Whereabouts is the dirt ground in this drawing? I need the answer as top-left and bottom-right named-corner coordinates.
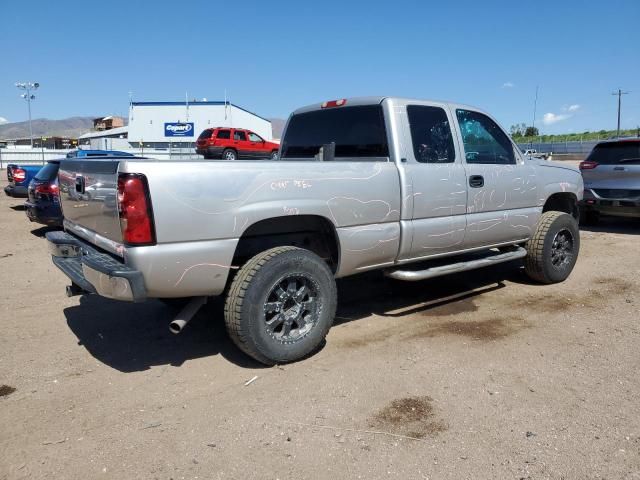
top-left (1, 175), bottom-right (639, 480)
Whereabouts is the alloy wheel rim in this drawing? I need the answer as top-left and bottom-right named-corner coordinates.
top-left (263, 275), bottom-right (319, 343)
top-left (551, 228), bottom-right (574, 269)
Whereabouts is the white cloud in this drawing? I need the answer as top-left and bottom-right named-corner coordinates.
top-left (543, 112), bottom-right (571, 125)
top-left (567, 104), bottom-right (580, 112)
top-left (502, 82), bottom-right (515, 88)
top-left (0, 116), bottom-right (8, 124)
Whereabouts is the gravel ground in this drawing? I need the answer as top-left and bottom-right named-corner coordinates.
top-left (1, 176), bottom-right (639, 480)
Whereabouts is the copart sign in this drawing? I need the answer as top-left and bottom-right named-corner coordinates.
top-left (164, 123), bottom-right (194, 137)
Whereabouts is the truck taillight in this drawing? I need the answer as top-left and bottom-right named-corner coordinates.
top-left (13, 168), bottom-right (26, 182)
top-left (579, 160), bottom-right (598, 170)
top-left (117, 173), bottom-right (155, 245)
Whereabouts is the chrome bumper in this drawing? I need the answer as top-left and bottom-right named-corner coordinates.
top-left (46, 231), bottom-right (146, 302)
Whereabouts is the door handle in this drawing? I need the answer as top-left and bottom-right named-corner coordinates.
top-left (469, 175), bottom-right (484, 188)
top-left (614, 166), bottom-right (625, 171)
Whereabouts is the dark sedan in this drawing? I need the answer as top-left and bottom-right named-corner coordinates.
top-left (24, 161), bottom-right (62, 227)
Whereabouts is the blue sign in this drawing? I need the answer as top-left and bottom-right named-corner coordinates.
top-left (164, 122), bottom-right (194, 137)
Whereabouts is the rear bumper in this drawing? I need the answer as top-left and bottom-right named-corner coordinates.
top-left (196, 146), bottom-right (225, 158)
top-left (581, 190), bottom-right (640, 218)
top-left (24, 201), bottom-right (63, 226)
top-left (46, 231), bottom-right (146, 302)
top-left (4, 184), bottom-right (28, 198)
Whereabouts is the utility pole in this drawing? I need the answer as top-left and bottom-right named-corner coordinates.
top-left (611, 88), bottom-right (629, 138)
top-left (531, 85), bottom-right (539, 148)
top-left (15, 82), bottom-right (40, 147)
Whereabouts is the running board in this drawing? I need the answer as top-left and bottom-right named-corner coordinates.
top-left (384, 247), bottom-right (527, 282)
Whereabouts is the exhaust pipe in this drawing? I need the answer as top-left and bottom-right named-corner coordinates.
top-left (169, 296), bottom-right (208, 334)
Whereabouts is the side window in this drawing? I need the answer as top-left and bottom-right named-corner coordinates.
top-left (234, 130), bottom-right (247, 141)
top-left (407, 105), bottom-right (455, 163)
top-left (216, 129), bottom-right (231, 140)
top-left (456, 109), bottom-right (515, 165)
top-left (248, 132), bottom-right (263, 142)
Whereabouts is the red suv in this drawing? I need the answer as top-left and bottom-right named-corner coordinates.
top-left (196, 128), bottom-right (280, 160)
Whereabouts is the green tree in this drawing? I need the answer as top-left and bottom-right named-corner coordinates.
top-left (510, 123), bottom-right (527, 137)
top-left (524, 126), bottom-right (539, 137)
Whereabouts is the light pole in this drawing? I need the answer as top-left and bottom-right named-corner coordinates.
top-left (15, 81), bottom-right (39, 147)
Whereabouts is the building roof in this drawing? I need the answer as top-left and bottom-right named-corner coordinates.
top-left (130, 101), bottom-right (270, 122)
top-left (78, 126), bottom-right (129, 139)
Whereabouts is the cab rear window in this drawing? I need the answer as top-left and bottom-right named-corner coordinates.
top-left (587, 142), bottom-right (640, 164)
top-left (280, 105), bottom-right (389, 160)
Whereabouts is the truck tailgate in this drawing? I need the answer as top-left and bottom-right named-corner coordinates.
top-left (58, 159), bottom-right (123, 244)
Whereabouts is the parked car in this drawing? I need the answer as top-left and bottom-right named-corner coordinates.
top-left (579, 138), bottom-right (640, 224)
top-left (22, 150), bottom-right (136, 226)
top-left (4, 164), bottom-right (43, 198)
top-left (46, 96), bottom-right (582, 365)
top-left (196, 127), bottom-right (279, 160)
top-left (24, 160), bottom-right (63, 227)
top-left (522, 149), bottom-right (552, 160)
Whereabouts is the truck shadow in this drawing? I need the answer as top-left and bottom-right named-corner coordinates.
top-left (64, 260), bottom-right (528, 372)
top-left (580, 216), bottom-right (640, 235)
top-left (334, 261), bottom-right (525, 325)
top-left (64, 296), bottom-right (263, 372)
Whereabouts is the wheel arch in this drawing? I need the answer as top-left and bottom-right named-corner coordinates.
top-left (222, 147), bottom-right (238, 158)
top-left (231, 214), bottom-right (341, 273)
top-left (542, 192), bottom-right (579, 220)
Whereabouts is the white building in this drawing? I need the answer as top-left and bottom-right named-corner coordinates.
top-left (127, 101), bottom-right (272, 148)
top-left (78, 126), bottom-right (130, 150)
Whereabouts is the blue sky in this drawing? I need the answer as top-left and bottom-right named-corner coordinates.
top-left (1, 0), bottom-right (638, 134)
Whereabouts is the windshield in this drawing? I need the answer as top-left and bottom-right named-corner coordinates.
top-left (587, 142), bottom-right (640, 164)
top-left (34, 162), bottom-right (60, 181)
top-left (281, 105), bottom-right (389, 159)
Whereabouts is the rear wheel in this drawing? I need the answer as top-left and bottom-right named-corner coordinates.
top-left (524, 211), bottom-right (580, 284)
top-left (222, 149), bottom-right (237, 161)
top-left (270, 150), bottom-right (278, 160)
top-left (224, 246), bottom-right (337, 365)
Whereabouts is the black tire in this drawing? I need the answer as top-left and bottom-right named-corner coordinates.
top-left (270, 150), bottom-right (278, 160)
top-left (524, 211), bottom-right (580, 284)
top-left (222, 149), bottom-right (237, 161)
top-left (224, 246), bottom-right (337, 365)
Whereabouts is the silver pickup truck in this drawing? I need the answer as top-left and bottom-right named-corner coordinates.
top-left (47, 97), bottom-right (583, 365)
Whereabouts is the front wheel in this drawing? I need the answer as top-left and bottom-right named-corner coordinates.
top-left (524, 211), bottom-right (580, 284)
top-left (270, 150), bottom-right (278, 160)
top-left (224, 247), bottom-right (337, 365)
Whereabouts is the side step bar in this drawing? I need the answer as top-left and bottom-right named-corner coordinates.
top-left (384, 247), bottom-right (527, 282)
